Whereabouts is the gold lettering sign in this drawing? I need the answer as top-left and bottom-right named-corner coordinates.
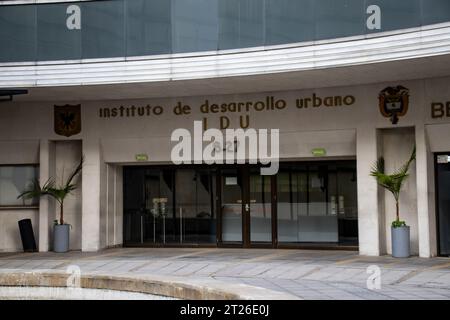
top-left (98, 93), bottom-right (356, 129)
top-left (431, 102), bottom-right (450, 119)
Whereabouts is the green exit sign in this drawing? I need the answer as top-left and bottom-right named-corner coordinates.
top-left (312, 148), bottom-right (327, 157)
top-left (135, 154), bottom-right (149, 161)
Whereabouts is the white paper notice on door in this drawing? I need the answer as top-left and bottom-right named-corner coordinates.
top-left (225, 177), bottom-right (238, 185)
top-left (437, 155), bottom-right (450, 164)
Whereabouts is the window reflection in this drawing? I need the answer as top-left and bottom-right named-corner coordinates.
top-left (221, 169), bottom-right (242, 242)
top-left (0, 166), bottom-right (39, 207)
top-left (1, 0), bottom-right (449, 62)
top-left (249, 169), bottom-right (272, 242)
top-left (123, 167), bottom-right (216, 245)
top-left (277, 162), bottom-right (357, 244)
top-left (172, 0), bottom-right (219, 53)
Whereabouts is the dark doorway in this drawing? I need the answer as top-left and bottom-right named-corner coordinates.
top-left (436, 153), bottom-right (450, 256)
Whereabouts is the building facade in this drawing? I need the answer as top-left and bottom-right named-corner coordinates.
top-left (0, 0), bottom-right (450, 257)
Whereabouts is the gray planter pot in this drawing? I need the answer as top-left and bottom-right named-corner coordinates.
top-left (391, 226), bottom-right (410, 258)
top-left (54, 224), bottom-right (70, 253)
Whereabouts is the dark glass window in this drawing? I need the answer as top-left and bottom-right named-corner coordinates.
top-left (1, 0), bottom-right (449, 62)
top-left (175, 169), bottom-right (216, 244)
top-left (172, 0), bottom-right (219, 53)
top-left (0, 166), bottom-right (39, 207)
top-left (123, 166), bottom-right (216, 245)
top-left (422, 0), bottom-right (450, 26)
top-left (277, 162), bottom-right (358, 244)
top-left (219, 0), bottom-right (264, 50)
top-left (37, 4), bottom-right (81, 61)
top-left (126, 0), bottom-right (171, 56)
top-left (81, 0), bottom-right (125, 59)
top-left (265, 0), bottom-right (314, 45)
top-left (365, 0), bottom-right (421, 33)
top-left (0, 5), bottom-right (36, 62)
top-left (315, 0), bottom-right (365, 40)
top-left (436, 154), bottom-right (450, 256)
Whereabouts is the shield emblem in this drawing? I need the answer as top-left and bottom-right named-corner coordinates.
top-left (379, 86), bottom-right (409, 124)
top-left (54, 104), bottom-right (81, 137)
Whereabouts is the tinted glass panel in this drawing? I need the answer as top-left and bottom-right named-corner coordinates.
top-left (239, 0), bottom-right (264, 48)
top-left (126, 0), bottom-right (171, 56)
top-left (1, 0), bottom-right (449, 62)
top-left (218, 0), bottom-right (240, 49)
top-left (0, 5), bottom-right (36, 62)
top-left (175, 169), bottom-right (216, 244)
top-left (123, 167), bottom-right (175, 244)
top-left (221, 168), bottom-right (243, 242)
top-left (123, 167), bottom-right (216, 245)
top-left (436, 155), bottom-right (450, 256)
top-left (315, 0), bottom-right (365, 40)
top-left (82, 0), bottom-right (125, 59)
top-left (172, 0), bottom-right (218, 53)
top-left (249, 168), bottom-right (272, 242)
top-left (277, 167), bottom-right (307, 242)
top-left (277, 162), bottom-right (357, 244)
top-left (423, 0), bottom-right (450, 25)
top-left (266, 0), bottom-right (314, 45)
top-left (0, 166), bottom-right (39, 207)
top-left (219, 0), bottom-right (264, 50)
top-left (366, 0), bottom-right (421, 33)
top-left (37, 4), bottom-right (81, 61)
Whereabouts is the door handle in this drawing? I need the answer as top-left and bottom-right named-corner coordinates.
top-left (245, 203), bottom-right (250, 212)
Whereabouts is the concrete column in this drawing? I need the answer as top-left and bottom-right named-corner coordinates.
top-left (38, 140), bottom-right (55, 252)
top-left (415, 125), bottom-right (437, 257)
top-left (82, 139), bottom-right (102, 252)
top-left (357, 127), bottom-right (381, 256)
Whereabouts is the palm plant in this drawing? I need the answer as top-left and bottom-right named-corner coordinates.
top-left (18, 157), bottom-right (83, 225)
top-left (370, 147), bottom-right (416, 227)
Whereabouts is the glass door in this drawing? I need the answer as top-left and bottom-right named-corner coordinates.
top-left (219, 166), bottom-right (274, 247)
top-left (249, 167), bottom-right (273, 244)
top-left (220, 168), bottom-right (244, 244)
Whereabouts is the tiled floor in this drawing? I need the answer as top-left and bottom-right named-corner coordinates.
top-left (0, 248), bottom-right (449, 299)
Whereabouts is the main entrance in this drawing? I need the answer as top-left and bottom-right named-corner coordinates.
top-left (219, 166), bottom-right (275, 247)
top-left (123, 161), bottom-right (358, 248)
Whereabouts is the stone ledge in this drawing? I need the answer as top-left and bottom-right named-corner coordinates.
top-left (0, 270), bottom-right (298, 300)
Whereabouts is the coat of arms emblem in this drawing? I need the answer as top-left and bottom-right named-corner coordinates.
top-left (54, 104), bottom-right (81, 137)
top-left (378, 86), bottom-right (409, 124)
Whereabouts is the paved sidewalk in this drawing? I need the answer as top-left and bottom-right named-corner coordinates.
top-left (0, 248), bottom-right (449, 300)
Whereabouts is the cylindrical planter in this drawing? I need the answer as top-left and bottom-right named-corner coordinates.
top-left (54, 224), bottom-right (70, 253)
top-left (391, 226), bottom-right (410, 258)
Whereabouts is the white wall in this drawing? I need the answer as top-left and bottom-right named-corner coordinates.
top-left (0, 210), bottom-right (38, 252)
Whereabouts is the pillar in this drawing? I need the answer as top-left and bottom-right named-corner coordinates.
top-left (415, 125), bottom-right (437, 257)
top-left (38, 140), bottom-right (55, 252)
top-left (82, 139), bottom-right (102, 251)
top-left (357, 127), bottom-right (381, 256)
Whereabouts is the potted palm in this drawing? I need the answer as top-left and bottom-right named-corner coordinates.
top-left (18, 157), bottom-right (83, 253)
top-left (370, 147), bottom-right (415, 258)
